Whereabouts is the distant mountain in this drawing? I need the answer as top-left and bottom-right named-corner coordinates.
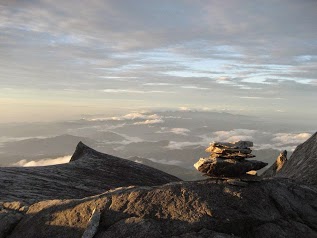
top-left (84, 131), bottom-right (125, 142)
top-left (0, 142), bottom-right (180, 204)
top-left (277, 132), bottom-right (317, 184)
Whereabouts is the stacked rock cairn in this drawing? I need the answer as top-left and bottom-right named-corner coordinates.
top-left (194, 141), bottom-right (268, 177)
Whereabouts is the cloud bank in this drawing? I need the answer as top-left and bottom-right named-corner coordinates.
top-left (12, 155), bottom-right (71, 167)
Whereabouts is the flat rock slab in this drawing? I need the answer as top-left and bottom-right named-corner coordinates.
top-left (205, 146), bottom-right (252, 154)
top-left (195, 157), bottom-right (268, 177)
top-left (209, 141), bottom-right (253, 149)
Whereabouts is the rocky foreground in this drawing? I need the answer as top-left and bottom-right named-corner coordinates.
top-left (5, 178), bottom-right (317, 238)
top-left (1, 133), bottom-right (317, 238)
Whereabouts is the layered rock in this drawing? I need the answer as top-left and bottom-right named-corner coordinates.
top-left (194, 141), bottom-right (268, 177)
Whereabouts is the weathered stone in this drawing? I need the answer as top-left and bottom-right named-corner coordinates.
top-left (210, 153), bottom-right (255, 160)
top-left (8, 178), bottom-right (317, 238)
top-left (209, 141), bottom-right (253, 149)
top-left (194, 157), bottom-right (268, 177)
top-left (205, 146), bottom-right (252, 154)
top-left (246, 170), bottom-right (257, 176)
top-left (82, 208), bottom-right (101, 238)
top-left (0, 203), bottom-right (24, 238)
top-left (262, 150), bottom-right (287, 178)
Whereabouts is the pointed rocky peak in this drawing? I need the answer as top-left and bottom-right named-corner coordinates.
top-left (70, 141), bottom-right (97, 162)
top-left (277, 132), bottom-right (317, 184)
top-left (262, 150), bottom-right (287, 178)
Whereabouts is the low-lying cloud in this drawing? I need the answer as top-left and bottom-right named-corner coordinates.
top-left (271, 132), bottom-right (311, 148)
top-left (133, 119), bottom-right (164, 125)
top-left (156, 127), bottom-right (190, 136)
top-left (12, 155), bottom-right (71, 167)
top-left (209, 129), bottom-right (257, 143)
top-left (89, 112), bottom-right (161, 121)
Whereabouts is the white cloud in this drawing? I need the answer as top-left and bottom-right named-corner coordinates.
top-left (148, 158), bottom-right (182, 166)
top-left (156, 127), bottom-right (190, 136)
top-left (133, 118), bottom-right (164, 125)
top-left (239, 96), bottom-right (284, 100)
top-left (102, 89), bottom-right (171, 94)
top-left (181, 85), bottom-right (209, 90)
top-left (179, 106), bottom-right (191, 111)
top-left (143, 83), bottom-right (174, 86)
top-left (166, 141), bottom-right (201, 150)
top-left (272, 132), bottom-right (311, 146)
top-left (12, 155), bottom-right (71, 167)
top-left (89, 112), bottom-right (161, 121)
top-left (208, 129), bottom-right (257, 143)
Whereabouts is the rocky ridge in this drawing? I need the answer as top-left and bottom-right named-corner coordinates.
top-left (0, 142), bottom-right (181, 204)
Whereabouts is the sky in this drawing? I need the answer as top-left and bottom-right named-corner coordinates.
top-left (1, 0), bottom-right (317, 123)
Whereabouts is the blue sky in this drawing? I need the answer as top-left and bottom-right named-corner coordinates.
top-left (0, 0), bottom-right (317, 122)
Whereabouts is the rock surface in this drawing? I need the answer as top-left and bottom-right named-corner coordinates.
top-left (277, 132), bottom-right (317, 185)
top-left (262, 150), bottom-right (287, 178)
top-left (0, 142), bottom-right (181, 204)
top-left (7, 178), bottom-right (317, 238)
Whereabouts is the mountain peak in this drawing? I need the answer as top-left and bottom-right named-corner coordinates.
top-left (70, 141), bottom-right (95, 162)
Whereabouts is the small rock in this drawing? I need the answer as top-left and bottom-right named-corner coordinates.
top-left (81, 208), bottom-right (101, 238)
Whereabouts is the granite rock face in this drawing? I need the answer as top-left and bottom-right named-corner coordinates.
top-left (7, 178), bottom-right (317, 238)
top-left (277, 132), bottom-right (317, 185)
top-left (0, 142), bottom-right (181, 204)
top-left (195, 141), bottom-right (268, 177)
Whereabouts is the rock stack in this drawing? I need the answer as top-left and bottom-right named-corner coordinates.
top-left (194, 141), bottom-right (268, 177)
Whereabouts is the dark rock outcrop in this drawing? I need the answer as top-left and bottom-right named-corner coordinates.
top-left (7, 178), bottom-right (317, 238)
top-left (277, 132), bottom-right (317, 185)
top-left (262, 150), bottom-right (287, 178)
top-left (0, 142), bottom-right (181, 204)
